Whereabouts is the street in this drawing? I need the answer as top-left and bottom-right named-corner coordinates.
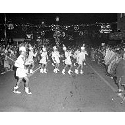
top-left (0, 58), bottom-right (125, 112)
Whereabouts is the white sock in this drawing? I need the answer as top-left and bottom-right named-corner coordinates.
top-left (14, 86), bottom-right (19, 90)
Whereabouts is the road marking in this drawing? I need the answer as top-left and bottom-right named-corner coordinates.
top-left (87, 63), bottom-right (117, 92)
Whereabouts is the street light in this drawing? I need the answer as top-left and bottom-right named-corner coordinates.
top-left (56, 16), bottom-right (59, 22)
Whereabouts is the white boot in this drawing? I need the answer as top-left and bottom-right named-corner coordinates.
top-left (25, 87), bottom-right (32, 95)
top-left (14, 86), bottom-right (18, 90)
top-left (68, 70), bottom-right (72, 75)
top-left (118, 89), bottom-right (124, 92)
top-left (30, 69), bottom-right (33, 74)
top-left (53, 68), bottom-right (56, 73)
top-left (44, 69), bottom-right (47, 73)
top-left (55, 71), bottom-right (57, 73)
top-left (117, 93), bottom-right (123, 98)
top-left (13, 90), bottom-right (21, 94)
top-left (75, 69), bottom-right (79, 74)
top-left (62, 69), bottom-right (65, 74)
top-left (57, 68), bottom-right (60, 72)
top-left (80, 70), bottom-right (83, 74)
top-left (53, 69), bottom-right (57, 73)
top-left (40, 68), bottom-right (43, 73)
top-left (13, 86), bottom-right (21, 94)
top-left (54, 68), bottom-right (58, 73)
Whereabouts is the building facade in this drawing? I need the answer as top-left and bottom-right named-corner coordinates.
top-left (117, 13), bottom-right (125, 31)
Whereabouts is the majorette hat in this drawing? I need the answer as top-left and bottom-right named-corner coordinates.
top-left (101, 43), bottom-right (105, 46)
top-left (82, 44), bottom-right (85, 46)
top-left (29, 46), bottom-right (33, 50)
top-left (53, 46), bottom-right (57, 50)
top-left (19, 46), bottom-right (26, 52)
top-left (63, 46), bottom-right (67, 51)
top-left (81, 46), bottom-right (85, 50)
top-left (42, 47), bottom-right (46, 51)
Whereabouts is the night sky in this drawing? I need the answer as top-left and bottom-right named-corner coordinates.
top-left (0, 13), bottom-right (117, 25)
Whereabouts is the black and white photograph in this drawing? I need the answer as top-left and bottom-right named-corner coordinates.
top-left (0, 0), bottom-right (124, 125)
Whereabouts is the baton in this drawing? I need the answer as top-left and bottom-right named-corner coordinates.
top-left (28, 66), bottom-right (41, 77)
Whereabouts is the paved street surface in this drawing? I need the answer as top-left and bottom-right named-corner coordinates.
top-left (0, 58), bottom-right (125, 112)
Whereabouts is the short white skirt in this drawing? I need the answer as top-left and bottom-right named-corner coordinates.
top-left (65, 59), bottom-right (72, 65)
top-left (16, 68), bottom-right (28, 78)
top-left (54, 58), bottom-right (60, 64)
top-left (53, 58), bottom-right (60, 64)
top-left (78, 59), bottom-right (85, 65)
top-left (39, 59), bottom-right (47, 64)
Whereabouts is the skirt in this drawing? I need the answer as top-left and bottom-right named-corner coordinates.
top-left (39, 59), bottom-right (47, 64)
top-left (65, 59), bottom-right (72, 65)
top-left (78, 59), bottom-right (85, 65)
top-left (55, 58), bottom-right (60, 64)
top-left (16, 68), bottom-right (28, 78)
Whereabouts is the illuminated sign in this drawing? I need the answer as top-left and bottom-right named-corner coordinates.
top-left (100, 24), bottom-right (112, 33)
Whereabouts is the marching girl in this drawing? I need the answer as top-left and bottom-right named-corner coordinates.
top-left (75, 46), bottom-right (88, 74)
top-left (25, 46), bottom-right (37, 74)
top-left (73, 48), bottom-right (80, 66)
top-left (62, 46), bottom-right (73, 75)
top-left (39, 46), bottom-right (48, 73)
top-left (51, 46), bottom-right (60, 73)
top-left (13, 46), bottom-right (32, 94)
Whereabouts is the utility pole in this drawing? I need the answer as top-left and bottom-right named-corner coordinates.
top-left (4, 13), bottom-right (7, 44)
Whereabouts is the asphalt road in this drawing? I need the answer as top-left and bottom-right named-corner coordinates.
top-left (0, 58), bottom-right (125, 112)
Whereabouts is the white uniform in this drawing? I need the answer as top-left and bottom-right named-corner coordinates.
top-left (77, 51), bottom-right (87, 65)
top-left (52, 51), bottom-right (60, 64)
top-left (15, 55), bottom-right (28, 78)
top-left (74, 50), bottom-right (80, 63)
top-left (19, 46), bottom-right (26, 52)
top-left (25, 50), bottom-right (36, 65)
top-left (65, 51), bottom-right (72, 65)
top-left (40, 51), bottom-right (48, 64)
